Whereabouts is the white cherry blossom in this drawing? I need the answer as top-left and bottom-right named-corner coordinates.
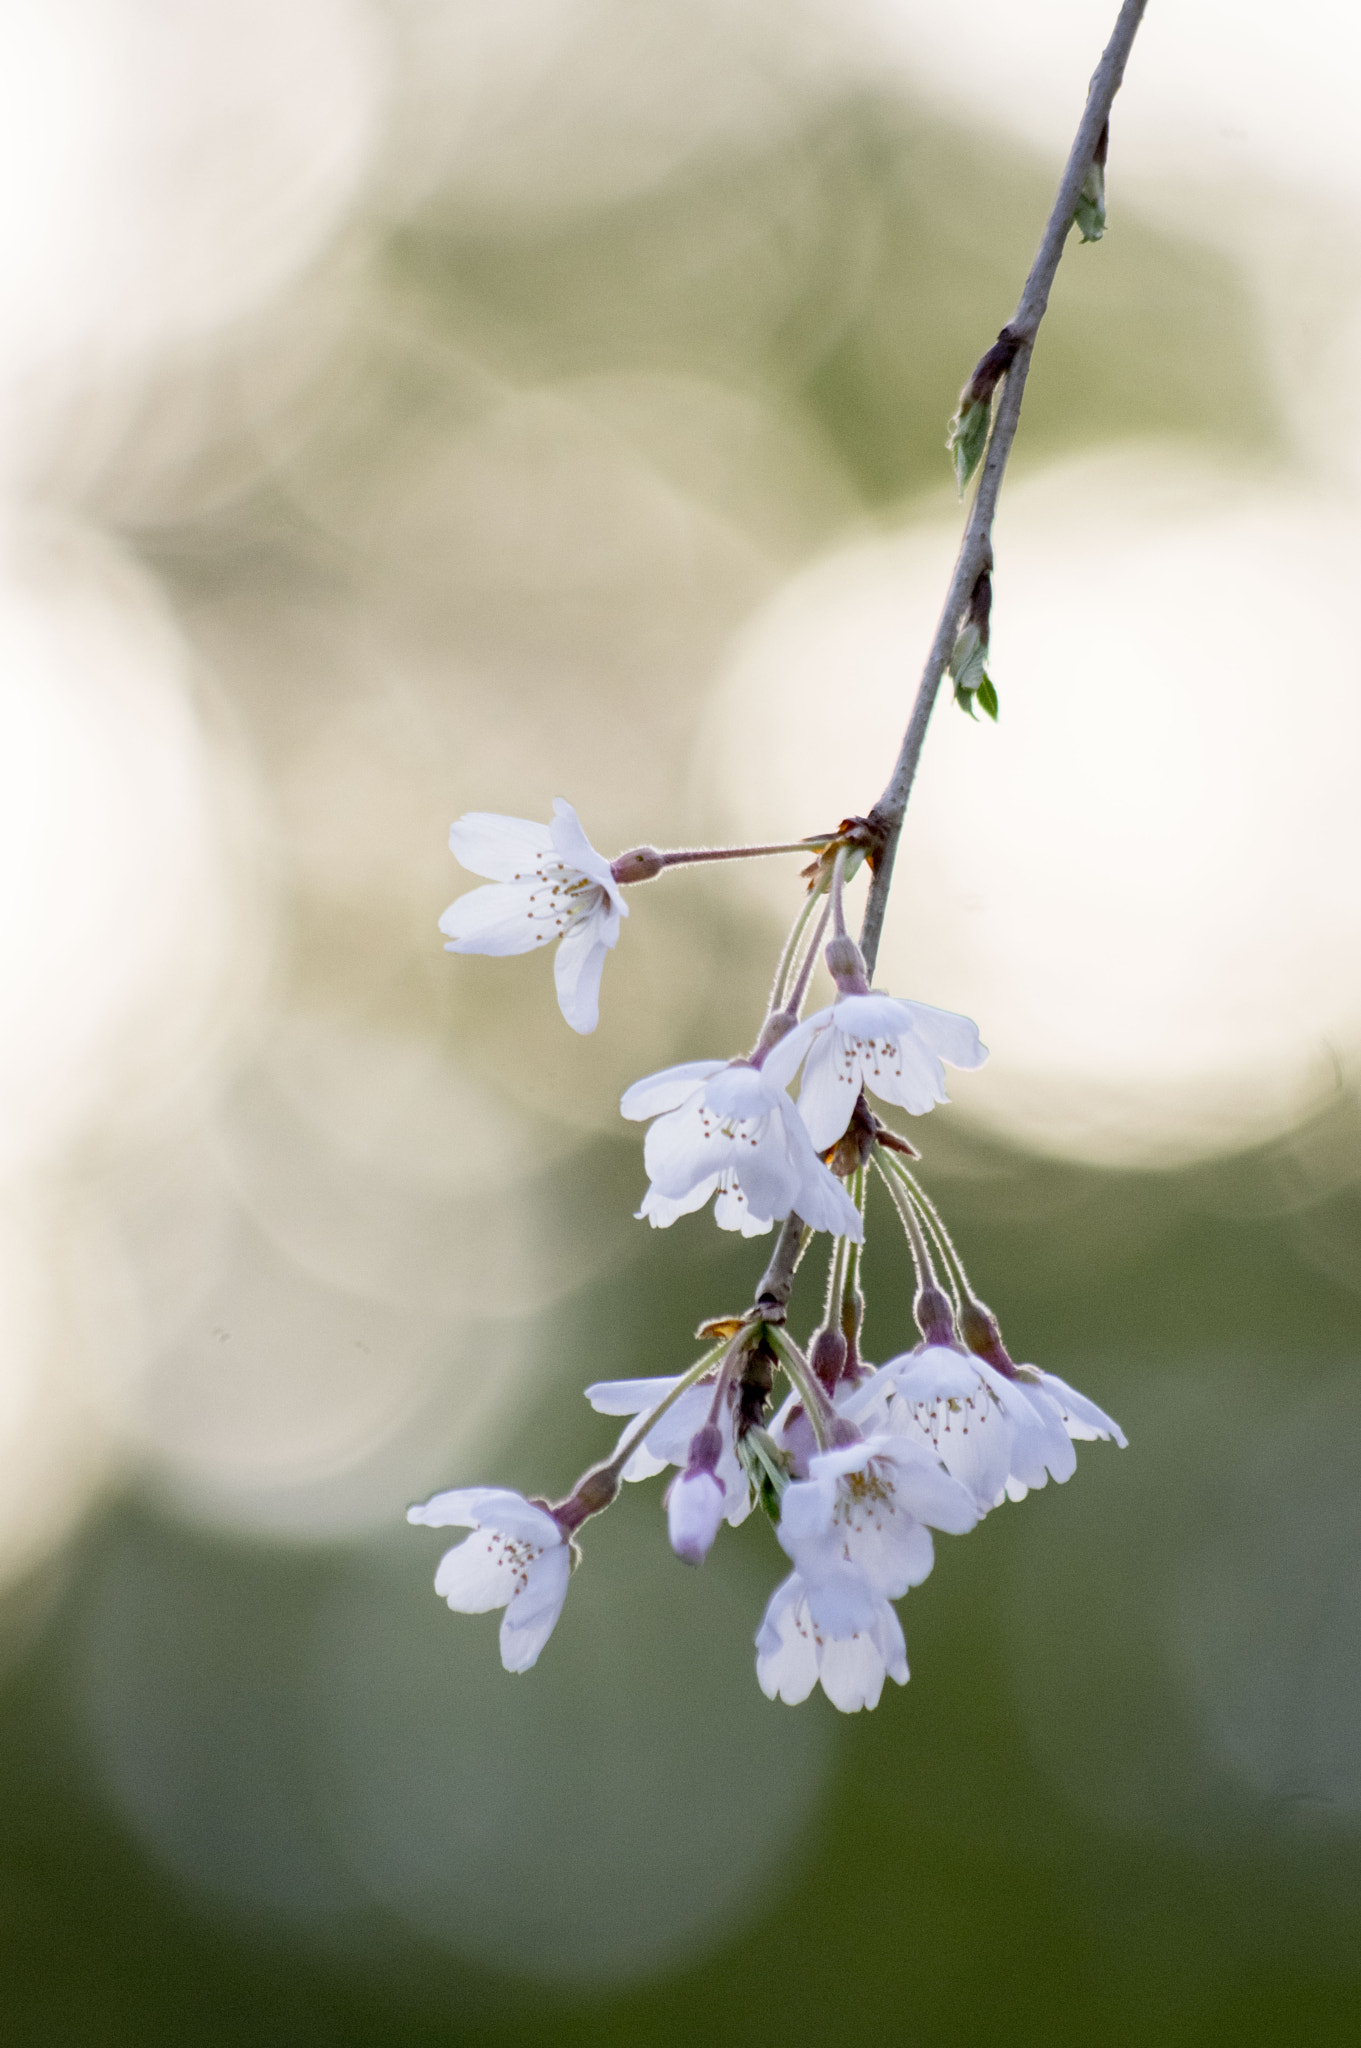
top-left (756, 1564), bottom-right (909, 1713)
top-left (776, 1434), bottom-right (978, 1599)
top-left (848, 1345), bottom-right (1050, 1513)
top-left (407, 1485), bottom-right (571, 1673)
top-left (584, 1374), bottom-right (750, 1526)
top-left (439, 799), bottom-right (626, 1034)
top-left (620, 1055), bottom-right (862, 1239)
top-left (1002, 1365), bottom-right (1127, 1500)
top-left (775, 991), bottom-right (987, 1150)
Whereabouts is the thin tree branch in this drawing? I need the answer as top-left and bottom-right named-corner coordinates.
top-left (857, 0), bottom-right (1148, 979)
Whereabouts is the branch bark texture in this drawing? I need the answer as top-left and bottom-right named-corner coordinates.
top-left (857, 0), bottom-right (1149, 979)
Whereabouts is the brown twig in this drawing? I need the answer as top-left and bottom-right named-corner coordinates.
top-left (857, 0), bottom-right (1148, 979)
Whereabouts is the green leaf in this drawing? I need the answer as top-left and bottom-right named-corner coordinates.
top-left (976, 673), bottom-right (1000, 721)
top-left (953, 682), bottom-right (978, 720)
top-left (947, 622), bottom-right (987, 695)
top-left (947, 397), bottom-right (990, 494)
top-left (1074, 163), bottom-right (1106, 243)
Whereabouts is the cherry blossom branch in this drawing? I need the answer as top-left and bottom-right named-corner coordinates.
top-left (856, 0), bottom-right (1148, 979)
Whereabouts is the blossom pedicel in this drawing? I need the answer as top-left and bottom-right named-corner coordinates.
top-left (416, 818), bottom-right (1127, 1706)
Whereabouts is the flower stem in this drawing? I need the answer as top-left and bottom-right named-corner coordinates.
top-left (769, 886), bottom-right (824, 1013)
top-left (781, 896), bottom-right (832, 1018)
top-left (856, 0), bottom-right (1148, 979)
top-left (768, 1327), bottom-right (836, 1452)
top-left (602, 1338), bottom-right (731, 1480)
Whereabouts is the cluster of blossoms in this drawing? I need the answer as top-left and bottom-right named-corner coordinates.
top-left (415, 802), bottom-right (1125, 1711)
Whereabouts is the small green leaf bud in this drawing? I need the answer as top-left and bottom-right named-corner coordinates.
top-left (948, 396), bottom-right (991, 495)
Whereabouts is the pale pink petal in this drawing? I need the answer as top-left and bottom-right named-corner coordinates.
top-left (553, 911), bottom-right (611, 1033)
top-left (794, 1026), bottom-right (860, 1150)
top-left (637, 1178), bottom-right (719, 1228)
top-left (448, 811), bottom-right (555, 881)
top-left (549, 798), bottom-right (621, 904)
top-left (499, 1545), bottom-right (571, 1672)
top-left (439, 879), bottom-right (546, 956)
top-left (620, 1061), bottom-right (725, 1122)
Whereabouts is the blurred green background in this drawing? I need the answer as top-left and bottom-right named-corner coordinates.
top-left (2, 3), bottom-right (1360, 2043)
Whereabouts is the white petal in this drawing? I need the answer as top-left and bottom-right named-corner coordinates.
top-left (1008, 1387), bottom-right (1078, 1489)
top-left (433, 1531), bottom-right (515, 1611)
top-left (755, 1576), bottom-right (820, 1704)
top-left (499, 1544), bottom-right (571, 1672)
top-left (549, 798), bottom-right (621, 906)
top-left (643, 1102), bottom-right (734, 1200)
top-left (637, 1178), bottom-right (719, 1228)
top-left (895, 998), bottom-right (987, 1071)
top-left (439, 879), bottom-right (546, 956)
top-left (448, 811), bottom-right (555, 881)
top-left (776, 1097), bottom-right (862, 1238)
top-left (760, 1012), bottom-right (824, 1092)
top-left (818, 1631), bottom-right (890, 1714)
top-left (620, 1061), bottom-right (725, 1121)
top-left (732, 1112), bottom-right (804, 1224)
top-left (553, 912), bottom-right (611, 1033)
top-left (858, 1030), bottom-right (948, 1116)
top-left (776, 1476), bottom-right (836, 1555)
top-left (1028, 1368), bottom-right (1127, 1447)
top-left (584, 1376), bottom-right (682, 1417)
top-left (408, 1486), bottom-right (559, 1543)
top-left (712, 1175), bottom-right (775, 1235)
top-left (802, 1561), bottom-right (887, 1638)
top-left (667, 1469), bottom-right (726, 1564)
top-left (794, 1025), bottom-right (861, 1150)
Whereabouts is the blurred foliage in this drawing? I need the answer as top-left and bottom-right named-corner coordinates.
top-left (2, 37), bottom-right (1355, 2048)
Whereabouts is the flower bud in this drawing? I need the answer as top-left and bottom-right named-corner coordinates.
top-left (667, 1424), bottom-right (727, 1565)
top-left (810, 1324), bottom-right (848, 1391)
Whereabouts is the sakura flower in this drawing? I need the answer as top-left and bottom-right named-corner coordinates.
top-left (776, 1434), bottom-right (978, 1600)
top-left (850, 1345), bottom-right (1050, 1513)
top-left (1002, 1365), bottom-right (1127, 1500)
top-left (620, 1057), bottom-right (862, 1239)
top-left (775, 992), bottom-right (987, 1150)
top-left (439, 799), bottom-right (626, 1034)
top-left (407, 1485), bottom-right (571, 1673)
top-left (585, 1374), bottom-right (750, 1527)
top-left (756, 1564), bottom-right (908, 1713)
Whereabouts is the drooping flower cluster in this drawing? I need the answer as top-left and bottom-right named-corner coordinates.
top-left (415, 803), bottom-right (1126, 1711)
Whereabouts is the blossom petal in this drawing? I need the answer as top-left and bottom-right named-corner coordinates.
top-left (712, 1176), bottom-right (775, 1235)
top-left (760, 1013), bottom-right (823, 1092)
top-left (549, 798), bottom-right (621, 905)
top-left (637, 1178), bottom-right (720, 1228)
top-left (499, 1545), bottom-right (571, 1672)
top-left (896, 998), bottom-right (987, 1071)
top-left (860, 1030), bottom-right (948, 1116)
top-left (434, 1530), bottom-right (522, 1612)
top-left (818, 1607), bottom-right (907, 1712)
top-left (643, 1103), bottom-right (732, 1200)
top-left (439, 879), bottom-right (546, 956)
top-left (553, 911), bottom-right (612, 1033)
top-left (448, 811), bottom-right (555, 881)
top-left (755, 1576), bottom-right (820, 1704)
top-left (408, 1486), bottom-right (559, 1544)
top-left (584, 1376), bottom-right (683, 1417)
top-left (775, 1097), bottom-right (862, 1237)
top-left (1029, 1368), bottom-right (1127, 1446)
top-left (794, 1025), bottom-right (860, 1150)
top-left (620, 1061), bottom-right (725, 1122)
